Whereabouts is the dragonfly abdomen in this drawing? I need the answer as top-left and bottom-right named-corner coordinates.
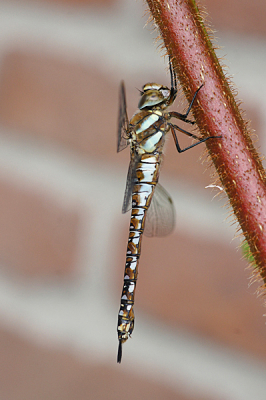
top-left (117, 157), bottom-right (161, 362)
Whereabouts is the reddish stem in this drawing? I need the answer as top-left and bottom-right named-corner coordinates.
top-left (146, 0), bottom-right (266, 285)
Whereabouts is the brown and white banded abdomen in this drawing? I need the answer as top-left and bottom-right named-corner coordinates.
top-left (117, 154), bottom-right (161, 348)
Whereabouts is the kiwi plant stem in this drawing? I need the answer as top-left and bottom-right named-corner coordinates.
top-left (146, 0), bottom-right (266, 285)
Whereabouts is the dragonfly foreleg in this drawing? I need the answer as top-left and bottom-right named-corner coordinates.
top-left (182, 83), bottom-right (204, 118)
top-left (165, 84), bottom-right (204, 126)
top-left (170, 125), bottom-right (222, 153)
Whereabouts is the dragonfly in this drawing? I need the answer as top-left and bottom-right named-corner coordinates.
top-left (117, 58), bottom-right (221, 363)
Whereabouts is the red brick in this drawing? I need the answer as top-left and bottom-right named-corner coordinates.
top-left (203, 0), bottom-right (266, 36)
top-left (116, 227), bottom-right (266, 360)
top-left (0, 178), bottom-right (80, 277)
top-left (0, 326), bottom-right (211, 400)
top-left (25, 0), bottom-right (115, 5)
top-left (0, 51), bottom-right (116, 162)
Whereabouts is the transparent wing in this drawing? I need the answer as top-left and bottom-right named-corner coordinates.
top-left (144, 183), bottom-right (175, 237)
top-left (122, 152), bottom-right (141, 214)
top-left (117, 81), bottom-right (129, 152)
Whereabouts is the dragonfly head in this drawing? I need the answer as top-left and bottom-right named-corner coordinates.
top-left (138, 83), bottom-right (171, 110)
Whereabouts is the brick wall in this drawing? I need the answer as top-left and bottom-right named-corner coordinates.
top-left (0, 1), bottom-right (265, 399)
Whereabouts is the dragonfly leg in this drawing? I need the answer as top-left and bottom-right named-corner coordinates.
top-left (168, 112), bottom-right (195, 125)
top-left (168, 84), bottom-right (204, 124)
top-left (168, 56), bottom-right (177, 103)
top-left (182, 84), bottom-right (204, 118)
top-left (170, 125), bottom-right (222, 153)
top-left (170, 122), bottom-right (201, 141)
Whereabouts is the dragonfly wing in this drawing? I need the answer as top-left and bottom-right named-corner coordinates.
top-left (117, 81), bottom-right (129, 152)
top-left (122, 152), bottom-right (141, 214)
top-left (144, 183), bottom-right (175, 237)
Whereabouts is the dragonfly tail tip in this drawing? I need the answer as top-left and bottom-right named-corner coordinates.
top-left (117, 340), bottom-right (123, 363)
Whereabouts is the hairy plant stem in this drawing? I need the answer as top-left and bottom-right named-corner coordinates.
top-left (146, 0), bottom-right (266, 286)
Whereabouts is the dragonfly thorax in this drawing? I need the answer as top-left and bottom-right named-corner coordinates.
top-left (138, 83), bottom-right (171, 110)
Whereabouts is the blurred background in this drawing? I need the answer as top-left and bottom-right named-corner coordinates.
top-left (0, 0), bottom-right (265, 399)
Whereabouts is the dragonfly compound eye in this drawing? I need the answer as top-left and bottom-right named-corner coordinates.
top-left (138, 90), bottom-right (165, 109)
